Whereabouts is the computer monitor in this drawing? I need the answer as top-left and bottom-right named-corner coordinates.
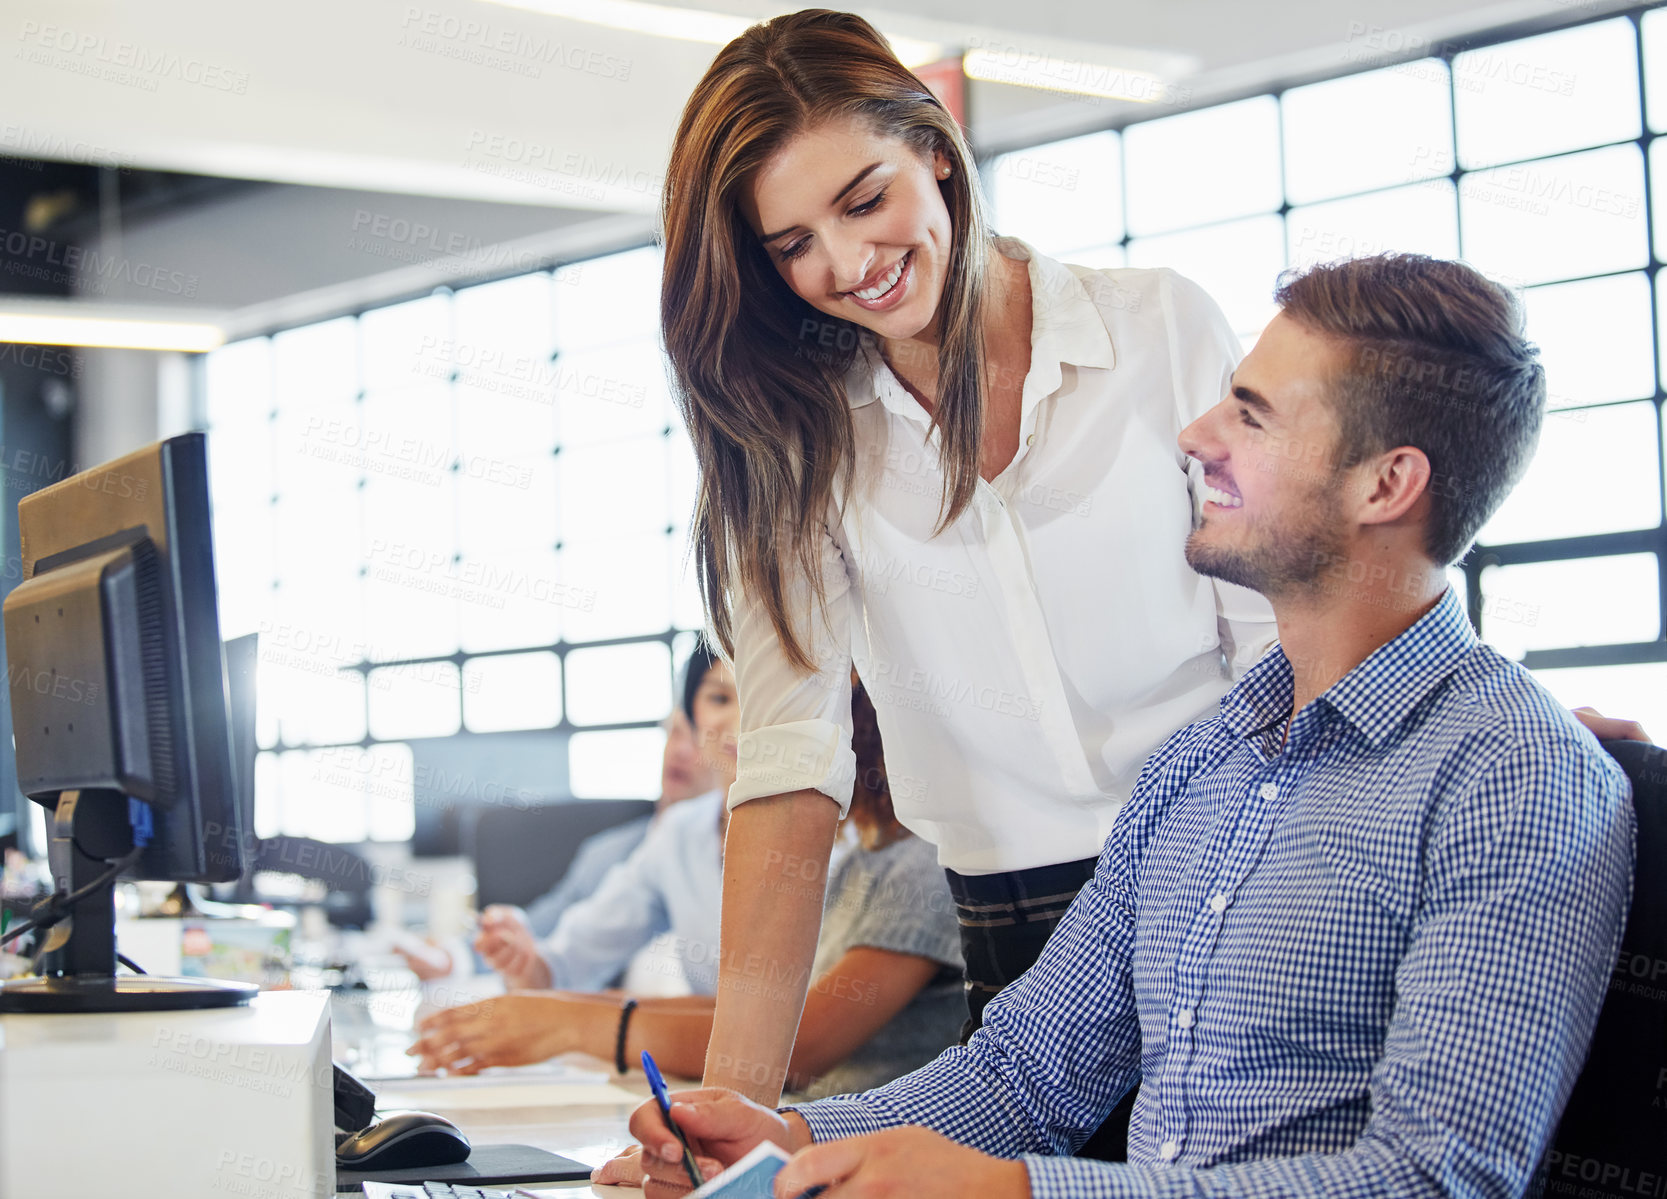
top-left (0, 432), bottom-right (255, 1012)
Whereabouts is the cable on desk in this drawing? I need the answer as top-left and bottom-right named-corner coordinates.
top-left (1, 844), bottom-right (144, 951)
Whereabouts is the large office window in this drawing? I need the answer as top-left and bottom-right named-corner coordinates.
top-left (985, 8), bottom-right (1667, 737)
top-left (202, 249), bottom-right (703, 840)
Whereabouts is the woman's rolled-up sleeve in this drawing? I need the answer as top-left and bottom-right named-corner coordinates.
top-left (726, 517), bottom-right (859, 816)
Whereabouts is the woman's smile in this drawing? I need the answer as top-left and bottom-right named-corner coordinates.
top-left (845, 250), bottom-right (914, 311)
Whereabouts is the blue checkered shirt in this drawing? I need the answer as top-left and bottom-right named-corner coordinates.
top-left (790, 588), bottom-right (1635, 1196)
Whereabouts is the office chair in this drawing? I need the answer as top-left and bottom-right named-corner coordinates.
top-left (470, 799), bottom-right (655, 910)
top-left (247, 835), bottom-right (376, 929)
top-left (1540, 738), bottom-right (1667, 1192)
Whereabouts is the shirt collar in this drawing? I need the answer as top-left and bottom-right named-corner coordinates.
top-left (1220, 586), bottom-right (1478, 750)
top-left (843, 236), bottom-right (1118, 419)
top-left (1006, 235), bottom-right (1118, 385)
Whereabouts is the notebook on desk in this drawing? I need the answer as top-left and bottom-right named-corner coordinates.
top-left (686, 1143), bottom-right (824, 1198)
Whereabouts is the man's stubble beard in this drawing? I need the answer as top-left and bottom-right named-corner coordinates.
top-left (1183, 483), bottom-right (1349, 598)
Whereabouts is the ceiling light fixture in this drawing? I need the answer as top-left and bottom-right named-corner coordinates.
top-left (483, 0), bottom-right (943, 65)
top-left (0, 305), bottom-right (225, 353)
top-left (962, 49), bottom-right (1172, 103)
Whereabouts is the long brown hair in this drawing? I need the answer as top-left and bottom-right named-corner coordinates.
top-left (661, 8), bottom-right (992, 673)
top-left (847, 676), bottom-right (907, 849)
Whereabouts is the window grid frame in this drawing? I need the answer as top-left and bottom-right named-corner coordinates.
top-left (200, 251), bottom-right (700, 837)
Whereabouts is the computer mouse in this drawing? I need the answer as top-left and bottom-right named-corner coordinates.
top-left (335, 1110), bottom-right (472, 1171)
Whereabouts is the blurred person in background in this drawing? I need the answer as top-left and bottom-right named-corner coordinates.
top-left (410, 648), bottom-right (736, 1006)
top-left (395, 645), bottom-right (720, 982)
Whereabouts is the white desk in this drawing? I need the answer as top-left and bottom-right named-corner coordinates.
top-left (328, 985), bottom-right (647, 1198)
top-left (2, 991), bottom-right (337, 1199)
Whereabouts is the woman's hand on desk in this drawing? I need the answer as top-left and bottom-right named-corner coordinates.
top-left (474, 905), bottom-right (552, 990)
top-left (408, 993), bottom-right (574, 1073)
top-left (591, 1144), bottom-right (647, 1188)
top-left (630, 1088), bottom-right (810, 1199)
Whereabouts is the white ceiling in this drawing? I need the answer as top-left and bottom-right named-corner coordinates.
top-left (2, 0), bottom-right (1608, 215)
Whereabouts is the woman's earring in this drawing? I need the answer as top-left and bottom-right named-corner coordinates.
top-left (939, 165), bottom-right (952, 178)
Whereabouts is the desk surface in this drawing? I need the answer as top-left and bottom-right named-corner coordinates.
top-left (328, 984), bottom-right (644, 1198)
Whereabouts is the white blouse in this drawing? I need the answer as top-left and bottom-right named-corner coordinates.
top-left (726, 237), bottom-right (1277, 875)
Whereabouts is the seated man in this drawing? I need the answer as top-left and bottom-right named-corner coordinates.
top-left (630, 253), bottom-right (1637, 1197)
top-left (393, 648), bottom-right (719, 982)
top-left (486, 646), bottom-right (737, 996)
top-left (510, 706), bottom-right (715, 940)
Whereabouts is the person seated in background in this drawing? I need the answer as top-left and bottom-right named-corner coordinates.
top-left (629, 254), bottom-right (1636, 1198)
top-left (475, 647), bottom-right (737, 997)
top-left (409, 678), bottom-right (966, 1108)
top-left (395, 646), bottom-right (720, 982)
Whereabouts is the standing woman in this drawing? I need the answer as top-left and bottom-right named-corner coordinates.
top-left (663, 8), bottom-right (1274, 1114)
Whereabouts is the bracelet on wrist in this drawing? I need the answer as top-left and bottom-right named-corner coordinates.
top-left (614, 997), bottom-right (639, 1074)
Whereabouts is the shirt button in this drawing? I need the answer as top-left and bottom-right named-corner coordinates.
top-left (1159, 1141), bottom-right (1181, 1161)
top-left (1175, 1007), bottom-right (1195, 1029)
top-left (1259, 783), bottom-right (1278, 801)
top-left (1208, 893), bottom-right (1228, 914)
top-left (1025, 433), bottom-right (1036, 446)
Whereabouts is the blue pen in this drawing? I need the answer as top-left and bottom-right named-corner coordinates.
top-left (642, 1050), bottom-right (706, 1189)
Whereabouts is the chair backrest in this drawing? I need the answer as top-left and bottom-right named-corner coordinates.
top-left (249, 835), bottom-right (376, 929)
top-left (471, 799), bottom-right (656, 910)
top-left (1543, 738), bottom-right (1667, 1191)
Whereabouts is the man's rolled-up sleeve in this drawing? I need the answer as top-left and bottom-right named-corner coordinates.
top-left (539, 832), bottom-right (670, 991)
top-left (726, 517), bottom-right (858, 816)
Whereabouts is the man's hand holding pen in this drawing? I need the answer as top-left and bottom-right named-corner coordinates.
top-left (629, 1087), bottom-right (807, 1198)
top-left (628, 1086), bottom-right (1029, 1199)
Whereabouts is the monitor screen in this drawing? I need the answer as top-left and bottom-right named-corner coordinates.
top-left (0, 433), bottom-right (255, 1011)
top-left (5, 432), bottom-right (243, 884)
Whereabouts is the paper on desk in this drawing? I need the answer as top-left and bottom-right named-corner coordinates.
top-left (384, 1059), bottom-right (612, 1088)
top-left (375, 1079), bottom-right (642, 1110)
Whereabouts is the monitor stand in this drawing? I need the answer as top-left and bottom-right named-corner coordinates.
top-left (0, 790), bottom-right (256, 1013)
